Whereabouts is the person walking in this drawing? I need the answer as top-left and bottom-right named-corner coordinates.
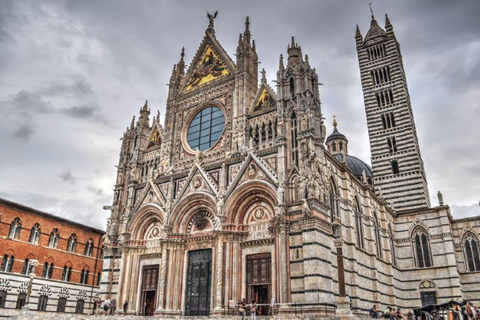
top-left (250, 299), bottom-right (257, 320)
top-left (95, 298), bottom-right (102, 316)
top-left (239, 298), bottom-right (246, 320)
top-left (110, 299), bottom-right (117, 315)
top-left (104, 298), bottom-right (110, 316)
top-left (123, 300), bottom-right (128, 316)
top-left (466, 302), bottom-right (475, 320)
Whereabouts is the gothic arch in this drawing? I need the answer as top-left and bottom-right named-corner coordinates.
top-left (411, 226), bottom-right (432, 268)
top-left (169, 192), bottom-right (217, 233)
top-left (462, 231), bottom-right (480, 272)
top-left (224, 181), bottom-right (277, 225)
top-left (129, 204), bottom-right (165, 240)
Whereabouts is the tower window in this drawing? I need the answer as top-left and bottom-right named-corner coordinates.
top-left (332, 142), bottom-right (337, 152)
top-left (376, 89), bottom-right (394, 107)
top-left (387, 137), bottom-right (397, 153)
top-left (367, 43), bottom-right (386, 61)
top-left (290, 78), bottom-right (295, 97)
top-left (391, 160), bottom-right (400, 174)
top-left (381, 112), bottom-right (396, 129)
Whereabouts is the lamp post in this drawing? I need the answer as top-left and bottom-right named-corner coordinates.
top-left (23, 259), bottom-right (39, 313)
top-left (332, 218), bottom-right (353, 319)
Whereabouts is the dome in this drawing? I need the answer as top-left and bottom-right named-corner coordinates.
top-left (333, 154), bottom-right (373, 178)
top-left (326, 127), bottom-right (347, 143)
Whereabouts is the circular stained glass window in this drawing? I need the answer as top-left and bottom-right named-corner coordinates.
top-left (187, 106), bottom-right (225, 151)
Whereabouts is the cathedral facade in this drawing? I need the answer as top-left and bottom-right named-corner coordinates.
top-left (101, 13), bottom-right (480, 316)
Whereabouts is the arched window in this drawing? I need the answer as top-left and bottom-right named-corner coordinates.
top-left (413, 228), bottom-right (432, 268)
top-left (80, 268), bottom-right (89, 284)
top-left (48, 228), bottom-right (59, 248)
top-left (374, 213), bottom-right (382, 258)
top-left (332, 142), bottom-right (337, 152)
top-left (391, 160), bottom-right (400, 174)
top-left (0, 290), bottom-right (6, 308)
top-left (96, 272), bottom-right (102, 286)
top-left (67, 234), bottom-right (77, 252)
top-left (21, 258), bottom-right (34, 275)
top-left (291, 111), bottom-right (299, 167)
top-left (84, 239), bottom-right (94, 256)
top-left (463, 233), bottom-right (480, 272)
top-left (329, 179), bottom-right (338, 222)
top-left (62, 265), bottom-right (72, 282)
top-left (42, 262), bottom-right (54, 279)
top-left (354, 198), bottom-right (364, 249)
top-left (290, 77), bottom-right (295, 97)
top-left (1, 255), bottom-right (14, 272)
top-left (29, 223), bottom-right (41, 244)
top-left (389, 224), bottom-right (396, 266)
top-left (8, 218), bottom-right (21, 239)
top-left (37, 295), bottom-right (48, 311)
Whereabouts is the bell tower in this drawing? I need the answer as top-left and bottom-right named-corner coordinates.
top-left (356, 14), bottom-right (430, 212)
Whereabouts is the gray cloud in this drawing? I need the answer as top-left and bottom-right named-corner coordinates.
top-left (60, 170), bottom-right (78, 184)
top-left (12, 123), bottom-right (35, 141)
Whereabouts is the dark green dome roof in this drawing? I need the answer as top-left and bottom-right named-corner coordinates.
top-left (334, 154), bottom-right (373, 178)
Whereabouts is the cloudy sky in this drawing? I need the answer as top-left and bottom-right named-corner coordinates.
top-left (1, 0), bottom-right (479, 229)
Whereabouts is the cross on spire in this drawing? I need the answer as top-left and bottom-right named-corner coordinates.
top-left (369, 3), bottom-right (374, 18)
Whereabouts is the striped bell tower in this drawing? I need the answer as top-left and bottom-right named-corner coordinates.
top-left (355, 13), bottom-right (430, 212)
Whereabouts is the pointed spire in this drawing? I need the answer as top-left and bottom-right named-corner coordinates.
top-left (261, 68), bottom-right (267, 84)
top-left (238, 33), bottom-right (243, 45)
top-left (130, 116), bottom-right (136, 130)
top-left (385, 13), bottom-right (393, 34)
top-left (177, 47), bottom-right (185, 75)
top-left (287, 36), bottom-right (300, 62)
top-left (290, 36), bottom-right (295, 48)
top-left (305, 54), bottom-right (310, 67)
top-left (244, 16), bottom-right (251, 44)
top-left (252, 40), bottom-right (256, 51)
top-left (142, 100), bottom-right (148, 111)
top-left (279, 54), bottom-right (284, 70)
top-left (156, 110), bottom-right (160, 123)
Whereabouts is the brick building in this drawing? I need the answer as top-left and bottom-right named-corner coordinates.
top-left (0, 197), bottom-right (104, 316)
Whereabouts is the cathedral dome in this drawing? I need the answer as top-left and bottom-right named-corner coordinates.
top-left (334, 154), bottom-right (373, 178)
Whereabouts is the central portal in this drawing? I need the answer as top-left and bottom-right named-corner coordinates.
top-left (185, 249), bottom-right (212, 316)
top-left (246, 253), bottom-right (271, 315)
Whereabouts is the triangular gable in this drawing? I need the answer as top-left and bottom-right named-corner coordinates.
top-left (132, 180), bottom-right (166, 213)
top-left (251, 85), bottom-right (277, 113)
top-left (225, 151), bottom-right (278, 198)
top-left (173, 163), bottom-right (219, 206)
top-left (146, 124), bottom-right (162, 150)
top-left (179, 32), bottom-right (236, 94)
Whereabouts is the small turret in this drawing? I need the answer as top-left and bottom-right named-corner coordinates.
top-left (326, 116), bottom-right (348, 158)
top-left (287, 36), bottom-right (301, 63)
top-left (138, 100), bottom-right (150, 127)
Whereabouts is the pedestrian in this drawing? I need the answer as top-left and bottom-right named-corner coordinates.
top-left (452, 304), bottom-right (463, 320)
top-left (250, 299), bottom-right (257, 320)
top-left (370, 304), bottom-right (379, 318)
top-left (110, 298), bottom-right (117, 315)
top-left (95, 298), bottom-right (102, 316)
top-left (239, 298), bottom-right (246, 320)
top-left (123, 300), bottom-right (128, 315)
top-left (104, 298), bottom-right (110, 316)
top-left (396, 308), bottom-right (406, 320)
top-left (466, 302), bottom-right (475, 320)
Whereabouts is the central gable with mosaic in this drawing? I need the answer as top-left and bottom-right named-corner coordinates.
top-left (185, 46), bottom-right (229, 92)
